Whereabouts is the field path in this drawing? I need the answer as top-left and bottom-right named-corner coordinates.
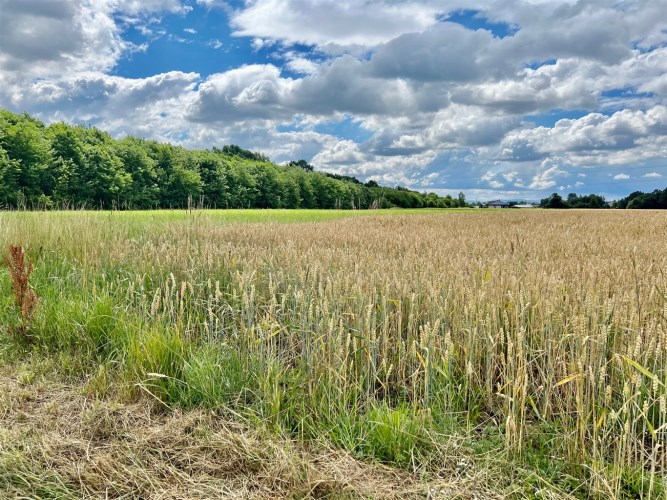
top-left (0, 368), bottom-right (497, 499)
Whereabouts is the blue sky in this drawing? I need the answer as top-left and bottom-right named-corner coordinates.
top-left (1, 0), bottom-right (667, 201)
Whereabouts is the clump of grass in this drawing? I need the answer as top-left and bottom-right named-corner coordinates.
top-left (4, 245), bottom-right (38, 340)
top-left (365, 404), bottom-right (429, 466)
top-left (128, 324), bottom-right (187, 405)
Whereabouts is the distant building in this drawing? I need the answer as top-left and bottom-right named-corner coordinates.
top-left (484, 200), bottom-right (510, 208)
top-left (513, 203), bottom-right (538, 209)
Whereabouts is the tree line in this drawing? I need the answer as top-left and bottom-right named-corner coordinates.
top-left (541, 189), bottom-right (667, 209)
top-left (0, 110), bottom-right (465, 210)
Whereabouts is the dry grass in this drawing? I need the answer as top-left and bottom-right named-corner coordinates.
top-left (0, 364), bottom-right (497, 499)
top-left (4, 244), bottom-right (38, 339)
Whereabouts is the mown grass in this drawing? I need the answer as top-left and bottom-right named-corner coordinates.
top-left (1, 208), bottom-right (666, 498)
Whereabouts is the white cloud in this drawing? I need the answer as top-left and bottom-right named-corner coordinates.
top-left (421, 172), bottom-right (440, 186)
top-left (499, 106), bottom-right (667, 164)
top-left (613, 173), bottom-right (630, 180)
top-left (285, 57), bottom-right (319, 75)
top-left (113, 0), bottom-right (186, 15)
top-left (196, 0), bottom-right (228, 8)
top-left (379, 105), bottom-right (521, 158)
top-left (288, 56), bottom-right (422, 116)
top-left (0, 0), bottom-right (124, 78)
top-left (281, 51), bottom-right (320, 75)
top-left (185, 56), bottom-right (431, 123)
top-left (230, 0), bottom-right (441, 48)
top-left (312, 139), bottom-right (366, 166)
top-left (454, 58), bottom-right (600, 114)
top-left (480, 170), bottom-right (514, 189)
top-left (369, 22), bottom-right (498, 82)
top-left (528, 161), bottom-right (569, 189)
top-left (312, 139), bottom-right (438, 186)
top-left (2, 0), bottom-right (667, 197)
top-left (13, 71), bottom-right (200, 144)
top-left (0, 0), bottom-right (195, 110)
top-left (480, 171), bottom-right (506, 189)
top-left (186, 65), bottom-right (295, 122)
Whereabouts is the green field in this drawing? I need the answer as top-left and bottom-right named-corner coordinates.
top-left (2, 207), bottom-right (469, 225)
top-left (1, 208), bottom-right (665, 498)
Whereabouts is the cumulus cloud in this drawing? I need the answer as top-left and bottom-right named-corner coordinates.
top-left (8, 71), bottom-right (199, 146)
top-left (312, 139), bottom-right (366, 166)
top-left (493, 3), bottom-right (631, 66)
top-left (284, 56), bottom-right (319, 76)
top-left (230, 0), bottom-right (441, 48)
top-left (614, 173), bottom-right (630, 180)
top-left (369, 23), bottom-right (497, 82)
top-left (185, 56), bottom-right (437, 123)
top-left (453, 58), bottom-right (601, 114)
top-left (113, 0), bottom-right (186, 15)
top-left (380, 105), bottom-right (521, 158)
top-left (528, 161), bottom-right (569, 190)
top-left (1, 0), bottom-right (667, 197)
top-left (499, 106), bottom-right (667, 164)
top-left (0, 0), bottom-right (124, 77)
top-left (288, 56), bottom-right (420, 116)
top-left (186, 65), bottom-right (294, 122)
top-left (0, 0), bottom-right (186, 79)
top-left (481, 171), bottom-right (505, 189)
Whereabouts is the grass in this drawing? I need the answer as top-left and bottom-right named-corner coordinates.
top-left (0, 206), bottom-right (468, 227)
top-left (1, 207), bottom-right (666, 498)
top-left (2, 360), bottom-right (483, 499)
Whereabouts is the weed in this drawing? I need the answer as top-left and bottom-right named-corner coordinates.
top-left (365, 404), bottom-right (430, 466)
top-left (4, 245), bottom-right (38, 340)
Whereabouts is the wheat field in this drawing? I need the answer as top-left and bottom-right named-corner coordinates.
top-left (1, 209), bottom-right (666, 498)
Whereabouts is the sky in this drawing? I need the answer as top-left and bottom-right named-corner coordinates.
top-left (1, 0), bottom-right (666, 201)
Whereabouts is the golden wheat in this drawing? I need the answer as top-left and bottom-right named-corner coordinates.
top-left (2, 209), bottom-right (667, 496)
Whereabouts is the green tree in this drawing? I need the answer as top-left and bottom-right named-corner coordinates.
top-left (49, 123), bottom-right (87, 205)
top-left (458, 191), bottom-right (466, 207)
top-left (82, 145), bottom-right (131, 207)
top-left (164, 165), bottom-right (203, 207)
top-left (540, 192), bottom-right (568, 208)
top-left (0, 146), bottom-right (21, 206)
top-left (0, 108), bottom-right (457, 211)
top-left (296, 173), bottom-right (317, 208)
top-left (280, 170), bottom-right (303, 208)
top-left (0, 112), bottom-right (53, 204)
top-left (115, 137), bottom-right (160, 208)
top-left (287, 159), bottom-right (314, 172)
top-left (252, 164), bottom-right (282, 208)
top-left (189, 151), bottom-right (229, 207)
top-left (226, 162), bottom-right (258, 208)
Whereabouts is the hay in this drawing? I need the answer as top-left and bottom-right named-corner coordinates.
top-left (0, 370), bottom-right (496, 499)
